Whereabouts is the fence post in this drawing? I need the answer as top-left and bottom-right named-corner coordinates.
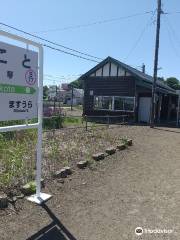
top-left (177, 93), bottom-right (180, 127)
top-left (107, 115), bottom-right (110, 128)
top-left (53, 116), bottom-right (55, 137)
top-left (85, 115), bottom-right (88, 131)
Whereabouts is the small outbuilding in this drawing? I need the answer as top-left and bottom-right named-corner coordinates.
top-left (80, 56), bottom-right (178, 123)
top-left (64, 88), bottom-right (84, 105)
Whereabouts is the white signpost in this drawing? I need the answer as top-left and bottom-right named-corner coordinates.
top-left (0, 30), bottom-right (51, 204)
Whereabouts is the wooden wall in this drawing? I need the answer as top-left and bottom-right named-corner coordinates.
top-left (90, 62), bottom-right (132, 77)
top-left (83, 76), bottom-right (135, 116)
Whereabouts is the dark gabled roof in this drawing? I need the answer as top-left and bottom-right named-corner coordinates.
top-left (80, 56), bottom-right (176, 94)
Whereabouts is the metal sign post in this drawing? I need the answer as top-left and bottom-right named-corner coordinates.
top-left (0, 30), bottom-right (51, 204)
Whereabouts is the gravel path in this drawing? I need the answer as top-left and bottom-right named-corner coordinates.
top-left (1, 126), bottom-right (180, 240)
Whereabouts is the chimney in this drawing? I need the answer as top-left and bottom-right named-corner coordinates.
top-left (142, 63), bottom-right (145, 74)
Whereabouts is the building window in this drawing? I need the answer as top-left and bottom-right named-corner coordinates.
top-left (94, 96), bottom-right (135, 112)
top-left (114, 97), bottom-right (134, 111)
top-left (94, 96), bottom-right (112, 110)
top-left (114, 97), bottom-right (124, 110)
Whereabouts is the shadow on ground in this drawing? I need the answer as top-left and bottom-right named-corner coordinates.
top-left (154, 127), bottom-right (180, 134)
top-left (27, 203), bottom-right (78, 240)
top-left (128, 121), bottom-right (180, 134)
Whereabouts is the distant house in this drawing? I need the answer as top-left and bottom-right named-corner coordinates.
top-left (64, 88), bottom-right (84, 105)
top-left (48, 85), bottom-right (58, 100)
top-left (47, 83), bottom-right (84, 106)
top-left (61, 83), bottom-right (70, 91)
top-left (80, 56), bottom-right (178, 123)
top-left (56, 89), bottom-right (67, 102)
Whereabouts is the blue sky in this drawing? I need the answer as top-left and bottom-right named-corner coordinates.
top-left (0, 0), bottom-right (180, 85)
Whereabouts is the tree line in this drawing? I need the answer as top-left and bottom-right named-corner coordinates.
top-left (162, 77), bottom-right (180, 90)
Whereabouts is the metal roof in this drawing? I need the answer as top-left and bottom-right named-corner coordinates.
top-left (80, 56), bottom-right (176, 95)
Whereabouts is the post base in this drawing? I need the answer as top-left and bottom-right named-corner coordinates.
top-left (26, 193), bottom-right (52, 205)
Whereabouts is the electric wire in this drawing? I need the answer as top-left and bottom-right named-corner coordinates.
top-left (0, 22), bottom-right (102, 61)
top-left (124, 10), bottom-right (156, 61)
top-left (42, 43), bottom-right (100, 63)
top-left (33, 11), bottom-right (153, 34)
top-left (163, 16), bottom-right (180, 46)
top-left (163, 16), bottom-right (180, 59)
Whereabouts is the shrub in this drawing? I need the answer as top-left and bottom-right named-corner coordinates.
top-left (63, 116), bottom-right (82, 126)
top-left (43, 116), bottom-right (63, 129)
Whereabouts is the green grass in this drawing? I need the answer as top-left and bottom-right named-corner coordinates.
top-left (63, 116), bottom-right (83, 127)
top-left (0, 130), bottom-right (37, 190)
top-left (73, 105), bottom-right (83, 110)
top-left (43, 116), bottom-right (63, 129)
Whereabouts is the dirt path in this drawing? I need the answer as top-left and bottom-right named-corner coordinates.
top-left (1, 126), bottom-right (180, 239)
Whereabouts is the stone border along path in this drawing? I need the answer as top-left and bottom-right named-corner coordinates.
top-left (0, 138), bottom-right (133, 205)
top-left (54, 138), bottom-right (132, 180)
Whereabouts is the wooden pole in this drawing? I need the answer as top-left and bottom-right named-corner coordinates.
top-left (85, 115), bottom-right (88, 131)
top-left (142, 63), bottom-right (145, 73)
top-left (54, 85), bottom-right (57, 112)
top-left (150, 0), bottom-right (162, 128)
top-left (167, 95), bottom-right (172, 122)
top-left (107, 115), bottom-right (110, 128)
top-left (157, 94), bottom-right (162, 123)
top-left (176, 93), bottom-right (180, 127)
top-left (71, 85), bottom-right (74, 111)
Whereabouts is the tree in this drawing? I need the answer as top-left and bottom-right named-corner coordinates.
top-left (165, 77), bottom-right (180, 90)
top-left (70, 79), bottom-right (83, 89)
top-left (43, 85), bottom-right (49, 100)
top-left (158, 77), bottom-right (165, 82)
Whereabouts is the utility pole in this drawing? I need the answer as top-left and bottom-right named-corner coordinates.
top-left (142, 63), bottom-right (145, 74)
top-left (150, 0), bottom-right (162, 128)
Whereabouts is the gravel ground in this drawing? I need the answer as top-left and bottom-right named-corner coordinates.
top-left (1, 125), bottom-right (180, 240)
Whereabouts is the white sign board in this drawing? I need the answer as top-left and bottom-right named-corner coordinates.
top-left (0, 41), bottom-right (38, 121)
top-left (0, 31), bottom-right (52, 205)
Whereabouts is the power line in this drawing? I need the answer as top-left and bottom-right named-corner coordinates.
top-left (125, 10), bottom-right (156, 61)
top-left (163, 16), bottom-right (180, 46)
top-left (42, 43), bottom-right (99, 62)
top-left (44, 73), bottom-right (81, 82)
top-left (0, 11), bottom-right (154, 64)
top-left (165, 11), bottom-right (180, 15)
top-left (44, 74), bottom-right (82, 79)
top-left (0, 22), bottom-right (102, 61)
top-left (44, 77), bottom-right (79, 81)
top-left (163, 16), bottom-right (180, 59)
top-left (44, 78), bottom-right (73, 82)
top-left (44, 76), bottom-right (81, 81)
top-left (44, 79), bottom-right (73, 82)
top-left (33, 11), bottom-right (153, 34)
